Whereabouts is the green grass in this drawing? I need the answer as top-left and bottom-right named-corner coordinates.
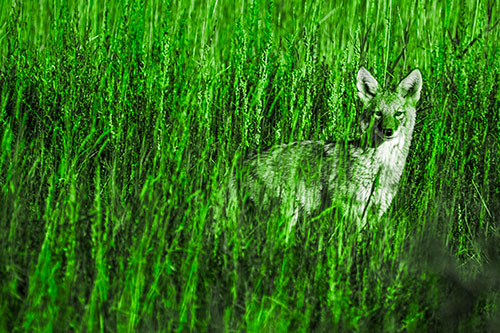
top-left (1, 0), bottom-right (499, 331)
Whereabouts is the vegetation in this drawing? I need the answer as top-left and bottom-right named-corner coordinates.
top-left (1, 0), bottom-right (499, 331)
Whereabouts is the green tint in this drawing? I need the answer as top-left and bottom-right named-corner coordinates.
top-left (0, 0), bottom-right (499, 331)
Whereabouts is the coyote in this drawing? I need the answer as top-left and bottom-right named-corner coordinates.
top-left (235, 67), bottom-right (422, 231)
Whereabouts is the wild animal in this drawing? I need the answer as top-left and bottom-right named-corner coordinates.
top-left (233, 67), bottom-right (422, 236)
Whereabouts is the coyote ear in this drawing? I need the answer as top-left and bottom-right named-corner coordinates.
top-left (357, 67), bottom-right (379, 106)
top-left (397, 69), bottom-right (422, 106)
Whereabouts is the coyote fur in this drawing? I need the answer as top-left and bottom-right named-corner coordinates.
top-left (237, 67), bottom-right (422, 229)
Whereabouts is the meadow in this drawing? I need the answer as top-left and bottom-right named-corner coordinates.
top-left (0, 0), bottom-right (499, 331)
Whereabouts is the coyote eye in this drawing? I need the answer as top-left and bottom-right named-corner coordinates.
top-left (395, 111), bottom-right (404, 117)
top-left (375, 111), bottom-right (383, 117)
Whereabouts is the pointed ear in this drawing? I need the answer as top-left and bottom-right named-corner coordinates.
top-left (357, 67), bottom-right (379, 106)
top-left (397, 69), bottom-right (422, 106)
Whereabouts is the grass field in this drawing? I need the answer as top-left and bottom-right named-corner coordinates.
top-left (1, 0), bottom-right (499, 331)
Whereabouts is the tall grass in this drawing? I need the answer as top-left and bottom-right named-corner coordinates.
top-left (0, 0), bottom-right (499, 331)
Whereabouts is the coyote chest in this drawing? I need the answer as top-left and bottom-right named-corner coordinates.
top-left (337, 134), bottom-right (409, 220)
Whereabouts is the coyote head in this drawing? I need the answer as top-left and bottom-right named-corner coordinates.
top-left (357, 67), bottom-right (422, 141)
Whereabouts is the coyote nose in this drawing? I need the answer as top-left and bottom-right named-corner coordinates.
top-left (383, 129), bottom-right (393, 137)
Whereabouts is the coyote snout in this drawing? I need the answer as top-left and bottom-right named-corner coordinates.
top-left (235, 67), bottom-right (423, 232)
